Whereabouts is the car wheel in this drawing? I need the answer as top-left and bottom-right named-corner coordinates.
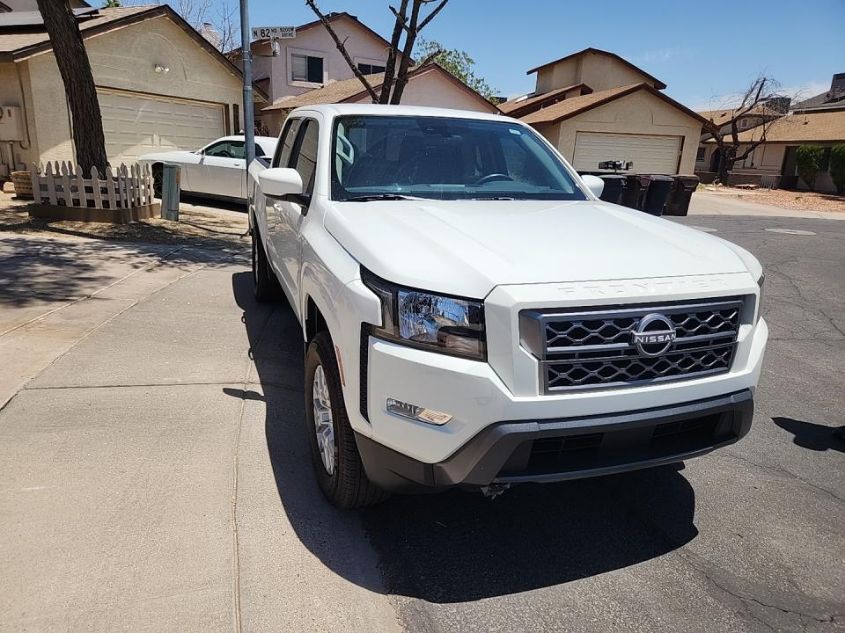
top-left (305, 331), bottom-right (388, 509)
top-left (251, 223), bottom-right (280, 302)
top-left (152, 164), bottom-right (163, 199)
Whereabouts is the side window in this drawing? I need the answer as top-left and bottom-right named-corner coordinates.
top-left (273, 118), bottom-right (301, 168)
top-left (204, 141), bottom-right (231, 157)
top-left (290, 119), bottom-right (319, 195)
top-left (228, 141), bottom-right (245, 159)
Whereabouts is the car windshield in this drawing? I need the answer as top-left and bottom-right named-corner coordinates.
top-left (331, 115), bottom-right (587, 202)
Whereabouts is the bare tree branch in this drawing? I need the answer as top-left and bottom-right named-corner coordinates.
top-left (304, 0), bottom-right (379, 102)
top-left (417, 0), bottom-right (448, 31)
top-left (380, 0), bottom-right (409, 104)
top-left (389, 0), bottom-right (423, 104)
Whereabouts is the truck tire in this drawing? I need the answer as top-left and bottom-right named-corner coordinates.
top-left (305, 331), bottom-right (389, 509)
top-left (251, 224), bottom-right (280, 302)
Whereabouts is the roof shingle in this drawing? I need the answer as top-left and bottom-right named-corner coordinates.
top-left (714, 110), bottom-right (845, 143)
top-left (498, 83), bottom-right (590, 116)
top-left (0, 5), bottom-right (155, 57)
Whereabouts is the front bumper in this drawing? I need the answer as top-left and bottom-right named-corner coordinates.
top-left (356, 389), bottom-right (753, 492)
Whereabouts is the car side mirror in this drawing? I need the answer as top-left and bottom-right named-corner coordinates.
top-left (259, 168), bottom-right (309, 206)
top-left (581, 175), bottom-right (604, 199)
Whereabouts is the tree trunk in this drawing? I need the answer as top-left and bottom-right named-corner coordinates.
top-left (716, 146), bottom-right (736, 185)
top-left (36, 0), bottom-right (109, 173)
top-left (389, 0), bottom-right (422, 104)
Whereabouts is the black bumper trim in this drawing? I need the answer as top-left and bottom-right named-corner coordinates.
top-left (354, 390), bottom-right (753, 492)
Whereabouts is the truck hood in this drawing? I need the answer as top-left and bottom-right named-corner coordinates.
top-left (324, 199), bottom-right (749, 297)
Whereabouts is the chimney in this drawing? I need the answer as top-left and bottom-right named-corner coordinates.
top-left (199, 22), bottom-right (222, 50)
top-left (831, 73), bottom-right (845, 93)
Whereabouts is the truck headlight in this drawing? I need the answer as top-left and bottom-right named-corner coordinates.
top-left (362, 269), bottom-right (486, 361)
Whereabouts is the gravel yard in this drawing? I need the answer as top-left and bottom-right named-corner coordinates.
top-left (700, 185), bottom-right (845, 214)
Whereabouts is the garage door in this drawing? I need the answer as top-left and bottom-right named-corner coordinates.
top-left (573, 132), bottom-right (682, 174)
top-left (98, 89), bottom-right (226, 164)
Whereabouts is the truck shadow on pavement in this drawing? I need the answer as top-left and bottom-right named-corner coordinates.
top-left (231, 271), bottom-right (699, 603)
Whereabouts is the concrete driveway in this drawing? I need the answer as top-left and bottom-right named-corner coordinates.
top-left (1, 212), bottom-right (843, 632)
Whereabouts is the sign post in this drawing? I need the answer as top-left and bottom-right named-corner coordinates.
top-left (238, 0), bottom-right (255, 169)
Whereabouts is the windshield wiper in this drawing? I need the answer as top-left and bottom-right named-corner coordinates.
top-left (345, 194), bottom-right (425, 202)
top-left (470, 196), bottom-right (515, 200)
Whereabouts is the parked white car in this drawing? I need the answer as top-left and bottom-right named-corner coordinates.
top-left (139, 135), bottom-right (277, 201)
top-left (248, 104), bottom-right (768, 509)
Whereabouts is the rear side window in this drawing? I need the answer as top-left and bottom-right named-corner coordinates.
top-left (273, 118), bottom-right (301, 168)
top-left (290, 119), bottom-right (319, 195)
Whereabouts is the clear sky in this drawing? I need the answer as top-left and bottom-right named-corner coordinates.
top-left (247, 0), bottom-right (845, 109)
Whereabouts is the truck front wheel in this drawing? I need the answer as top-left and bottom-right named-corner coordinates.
top-left (305, 331), bottom-right (388, 509)
top-left (251, 223), bottom-right (280, 302)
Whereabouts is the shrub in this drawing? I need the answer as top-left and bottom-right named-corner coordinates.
top-left (829, 145), bottom-right (845, 194)
top-left (796, 145), bottom-right (824, 191)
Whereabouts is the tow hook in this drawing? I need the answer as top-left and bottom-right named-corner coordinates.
top-left (480, 483), bottom-right (511, 500)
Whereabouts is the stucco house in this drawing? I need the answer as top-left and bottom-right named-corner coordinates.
top-left (700, 109), bottom-right (845, 192)
top-left (694, 104), bottom-right (785, 175)
top-left (238, 12), bottom-right (497, 134)
top-left (260, 61), bottom-right (499, 131)
top-left (501, 48), bottom-right (706, 175)
top-left (0, 1), bottom-right (259, 179)
top-left (240, 12), bottom-right (396, 106)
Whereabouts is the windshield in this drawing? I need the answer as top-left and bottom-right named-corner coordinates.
top-left (331, 115), bottom-right (587, 202)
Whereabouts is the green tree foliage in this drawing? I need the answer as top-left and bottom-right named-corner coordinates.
top-left (415, 38), bottom-right (497, 102)
top-left (829, 145), bottom-right (845, 194)
top-left (796, 145), bottom-right (825, 191)
top-left (102, 0), bottom-right (121, 6)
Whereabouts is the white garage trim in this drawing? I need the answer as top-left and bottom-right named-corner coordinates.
top-left (97, 88), bottom-right (227, 164)
top-left (573, 132), bottom-right (682, 174)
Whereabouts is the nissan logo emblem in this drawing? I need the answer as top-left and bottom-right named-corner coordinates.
top-left (631, 313), bottom-right (677, 357)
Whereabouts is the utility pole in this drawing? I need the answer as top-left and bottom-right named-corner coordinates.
top-left (239, 0), bottom-right (255, 167)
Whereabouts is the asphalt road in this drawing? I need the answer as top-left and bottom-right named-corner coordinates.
top-left (357, 214), bottom-right (845, 633)
top-left (1, 212), bottom-right (842, 632)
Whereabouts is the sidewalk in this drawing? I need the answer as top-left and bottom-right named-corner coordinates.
top-left (0, 231), bottom-right (399, 632)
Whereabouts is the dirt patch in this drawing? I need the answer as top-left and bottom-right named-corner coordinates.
top-left (701, 185), bottom-right (845, 214)
top-left (0, 192), bottom-right (248, 253)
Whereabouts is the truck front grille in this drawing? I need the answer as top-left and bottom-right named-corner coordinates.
top-left (520, 299), bottom-right (743, 393)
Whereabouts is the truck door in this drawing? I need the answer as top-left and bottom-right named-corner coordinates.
top-left (270, 118), bottom-right (318, 318)
top-left (263, 119), bottom-right (299, 283)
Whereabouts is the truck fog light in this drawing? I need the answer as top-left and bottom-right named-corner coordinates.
top-left (386, 398), bottom-right (453, 425)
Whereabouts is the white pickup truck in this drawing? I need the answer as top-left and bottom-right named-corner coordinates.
top-left (248, 104), bottom-right (768, 509)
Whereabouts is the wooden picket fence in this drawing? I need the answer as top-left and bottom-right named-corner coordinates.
top-left (30, 161), bottom-right (154, 209)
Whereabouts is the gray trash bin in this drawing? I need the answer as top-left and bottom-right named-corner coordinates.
top-left (621, 174), bottom-right (652, 209)
top-left (664, 174), bottom-right (700, 216)
top-left (161, 163), bottom-right (180, 221)
top-left (642, 175), bottom-right (673, 216)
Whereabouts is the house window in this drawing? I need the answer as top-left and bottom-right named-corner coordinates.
top-left (358, 62), bottom-right (386, 75)
top-left (291, 53), bottom-right (324, 84)
top-left (696, 147), bottom-right (706, 162)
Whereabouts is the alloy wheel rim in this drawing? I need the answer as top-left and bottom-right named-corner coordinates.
top-left (312, 365), bottom-right (336, 475)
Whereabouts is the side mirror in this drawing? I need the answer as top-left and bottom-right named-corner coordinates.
top-left (581, 174), bottom-right (604, 199)
top-left (259, 167), bottom-right (304, 199)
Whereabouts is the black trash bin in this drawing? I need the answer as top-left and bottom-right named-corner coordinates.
top-left (664, 174), bottom-right (700, 216)
top-left (642, 175), bottom-right (673, 216)
top-left (597, 175), bottom-right (626, 204)
top-left (621, 174), bottom-right (652, 209)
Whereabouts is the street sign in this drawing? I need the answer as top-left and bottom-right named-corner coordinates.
top-left (251, 26), bottom-right (296, 40)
